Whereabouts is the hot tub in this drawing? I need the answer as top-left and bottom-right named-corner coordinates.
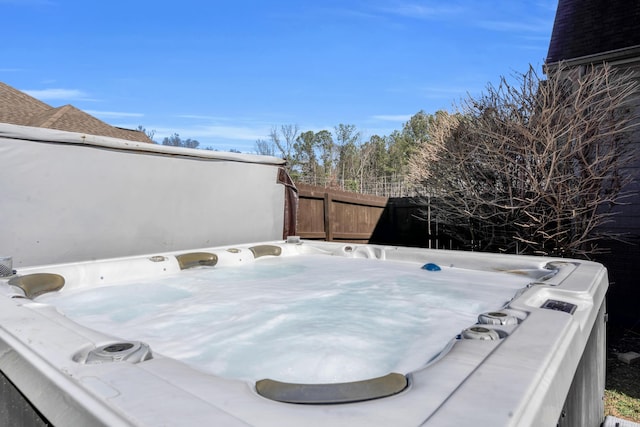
top-left (0, 239), bottom-right (607, 426)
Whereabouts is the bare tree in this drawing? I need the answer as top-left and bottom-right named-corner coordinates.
top-left (161, 133), bottom-right (200, 149)
top-left (136, 125), bottom-right (156, 143)
top-left (270, 124), bottom-right (300, 174)
top-left (408, 63), bottom-right (638, 258)
top-left (334, 124), bottom-right (361, 190)
top-left (294, 131), bottom-right (320, 182)
top-left (254, 139), bottom-right (276, 156)
top-left (316, 130), bottom-right (337, 183)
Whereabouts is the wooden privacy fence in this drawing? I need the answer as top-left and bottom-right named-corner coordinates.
top-left (295, 184), bottom-right (459, 249)
top-left (296, 184), bottom-right (387, 243)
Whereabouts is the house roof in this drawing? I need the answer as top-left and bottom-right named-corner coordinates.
top-left (0, 81), bottom-right (51, 126)
top-left (546, 0), bottom-right (640, 64)
top-left (0, 81), bottom-right (153, 143)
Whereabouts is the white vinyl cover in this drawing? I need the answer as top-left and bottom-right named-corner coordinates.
top-left (0, 123), bottom-right (287, 267)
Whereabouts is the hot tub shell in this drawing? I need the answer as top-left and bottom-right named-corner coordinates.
top-left (0, 240), bottom-right (607, 427)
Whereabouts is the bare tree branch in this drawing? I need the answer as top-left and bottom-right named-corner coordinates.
top-left (408, 63), bottom-right (639, 258)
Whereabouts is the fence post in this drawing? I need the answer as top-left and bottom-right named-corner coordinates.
top-left (324, 192), bottom-right (333, 241)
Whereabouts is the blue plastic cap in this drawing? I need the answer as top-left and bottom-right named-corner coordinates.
top-left (421, 263), bottom-right (441, 271)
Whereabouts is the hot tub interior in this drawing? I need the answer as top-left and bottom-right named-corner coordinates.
top-left (33, 250), bottom-right (536, 385)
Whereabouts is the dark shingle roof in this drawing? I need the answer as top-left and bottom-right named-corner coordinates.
top-left (0, 81), bottom-right (153, 143)
top-left (546, 0), bottom-right (640, 63)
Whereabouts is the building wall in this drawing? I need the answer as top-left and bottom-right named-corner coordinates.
top-left (593, 59), bottom-right (640, 331)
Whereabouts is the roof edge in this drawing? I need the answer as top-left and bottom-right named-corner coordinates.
top-left (546, 44), bottom-right (640, 70)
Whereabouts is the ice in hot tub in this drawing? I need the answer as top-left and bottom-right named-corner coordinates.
top-left (36, 254), bottom-right (531, 384)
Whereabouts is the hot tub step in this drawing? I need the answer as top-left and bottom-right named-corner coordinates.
top-left (616, 351), bottom-right (640, 365)
top-left (602, 415), bottom-right (640, 427)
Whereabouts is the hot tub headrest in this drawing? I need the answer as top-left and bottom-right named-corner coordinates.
top-left (249, 245), bottom-right (282, 259)
top-left (255, 372), bottom-right (407, 404)
top-left (176, 252), bottom-right (218, 270)
top-left (8, 273), bottom-right (65, 298)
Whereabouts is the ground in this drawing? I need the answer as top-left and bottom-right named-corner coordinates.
top-left (605, 327), bottom-right (640, 422)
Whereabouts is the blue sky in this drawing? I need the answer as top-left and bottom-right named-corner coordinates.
top-left (2, 0), bottom-right (557, 152)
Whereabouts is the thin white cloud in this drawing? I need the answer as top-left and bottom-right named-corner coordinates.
top-left (85, 110), bottom-right (144, 118)
top-left (379, 1), bottom-right (554, 37)
top-left (0, 0), bottom-right (53, 3)
top-left (152, 124), bottom-right (270, 142)
top-left (22, 88), bottom-right (93, 101)
top-left (535, 0), bottom-right (560, 13)
top-left (371, 114), bottom-right (412, 122)
top-left (379, 2), bottom-right (464, 19)
top-left (419, 85), bottom-right (471, 100)
top-left (476, 19), bottom-right (550, 33)
top-left (177, 114), bottom-right (236, 121)
top-left (200, 125), bottom-right (270, 141)
top-left (322, 7), bottom-right (381, 21)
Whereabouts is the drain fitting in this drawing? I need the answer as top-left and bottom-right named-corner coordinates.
top-left (78, 341), bottom-right (152, 364)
